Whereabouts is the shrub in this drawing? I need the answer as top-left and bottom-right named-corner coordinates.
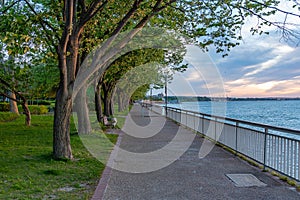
top-left (29, 100), bottom-right (51, 105)
top-left (0, 102), bottom-right (10, 112)
top-left (18, 105), bottom-right (48, 115)
top-left (0, 112), bottom-right (19, 122)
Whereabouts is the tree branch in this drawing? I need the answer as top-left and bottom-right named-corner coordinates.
top-left (134, 0), bottom-right (177, 29)
top-left (248, 0), bottom-right (300, 18)
top-left (110, 0), bottom-right (144, 37)
top-left (58, 0), bottom-right (74, 57)
top-left (78, 0), bottom-right (108, 30)
top-left (0, 77), bottom-right (23, 103)
top-left (78, 0), bottom-right (87, 12)
top-left (0, 0), bottom-right (21, 15)
top-left (240, 5), bottom-right (300, 43)
top-left (23, 0), bottom-right (59, 51)
top-left (0, 91), bottom-right (21, 103)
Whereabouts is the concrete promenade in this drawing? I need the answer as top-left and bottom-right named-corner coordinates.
top-left (93, 104), bottom-right (300, 200)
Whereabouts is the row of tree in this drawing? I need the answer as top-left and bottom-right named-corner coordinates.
top-left (0, 0), bottom-right (299, 160)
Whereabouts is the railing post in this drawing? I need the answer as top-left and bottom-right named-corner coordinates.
top-left (202, 115), bottom-right (204, 135)
top-left (263, 128), bottom-right (268, 171)
top-left (235, 122), bottom-right (239, 155)
top-left (194, 113), bottom-right (196, 131)
top-left (214, 117), bottom-right (217, 141)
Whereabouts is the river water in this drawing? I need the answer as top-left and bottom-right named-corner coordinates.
top-left (166, 100), bottom-right (300, 131)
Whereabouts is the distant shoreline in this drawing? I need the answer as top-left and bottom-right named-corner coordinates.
top-left (155, 96), bottom-right (300, 103)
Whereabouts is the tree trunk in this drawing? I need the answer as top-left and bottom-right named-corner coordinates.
top-left (53, 82), bottom-right (73, 160)
top-left (123, 91), bottom-right (130, 110)
top-left (103, 96), bottom-right (111, 116)
top-left (118, 92), bottom-right (124, 112)
top-left (103, 86), bottom-right (115, 116)
top-left (95, 83), bottom-right (103, 122)
top-left (109, 87), bottom-right (116, 115)
top-left (21, 101), bottom-right (31, 126)
top-left (53, 34), bottom-right (78, 160)
top-left (74, 85), bottom-right (91, 134)
top-left (17, 94), bottom-right (31, 126)
top-left (9, 91), bottom-right (19, 114)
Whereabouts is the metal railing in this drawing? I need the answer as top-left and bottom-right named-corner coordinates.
top-left (141, 102), bottom-right (300, 181)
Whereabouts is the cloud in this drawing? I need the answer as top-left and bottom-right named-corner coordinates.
top-left (210, 29), bottom-right (300, 97)
top-left (224, 75), bottom-right (300, 97)
top-left (243, 45), bottom-right (295, 76)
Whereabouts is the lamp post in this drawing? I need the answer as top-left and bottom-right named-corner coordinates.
top-left (150, 84), bottom-right (153, 110)
top-left (165, 74), bottom-right (167, 116)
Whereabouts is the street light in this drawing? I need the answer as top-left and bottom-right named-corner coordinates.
top-left (165, 74), bottom-right (167, 116)
top-left (150, 84), bottom-right (153, 110)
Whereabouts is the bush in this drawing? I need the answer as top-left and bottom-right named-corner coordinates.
top-left (0, 102), bottom-right (49, 114)
top-left (0, 112), bottom-right (19, 122)
top-left (18, 105), bottom-right (48, 115)
top-left (0, 102), bottom-right (10, 112)
top-left (29, 100), bottom-right (51, 105)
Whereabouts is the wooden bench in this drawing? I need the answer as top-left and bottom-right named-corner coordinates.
top-left (103, 116), bottom-right (117, 128)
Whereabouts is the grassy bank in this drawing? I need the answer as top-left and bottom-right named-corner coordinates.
top-left (0, 115), bottom-right (118, 199)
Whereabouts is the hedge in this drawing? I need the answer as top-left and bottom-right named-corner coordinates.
top-left (18, 105), bottom-right (48, 115)
top-left (0, 102), bottom-right (10, 112)
top-left (28, 100), bottom-right (52, 105)
top-left (0, 102), bottom-right (49, 114)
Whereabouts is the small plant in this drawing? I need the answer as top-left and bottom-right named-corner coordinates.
top-left (262, 168), bottom-right (269, 172)
top-left (296, 185), bottom-right (300, 192)
top-left (279, 176), bottom-right (288, 182)
top-left (287, 180), bottom-right (296, 186)
top-left (271, 171), bottom-right (279, 176)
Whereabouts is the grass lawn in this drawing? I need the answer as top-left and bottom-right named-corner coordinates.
top-left (113, 104), bottom-right (132, 129)
top-left (0, 114), bottom-right (118, 199)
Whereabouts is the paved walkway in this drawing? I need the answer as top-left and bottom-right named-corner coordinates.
top-left (92, 104), bottom-right (300, 200)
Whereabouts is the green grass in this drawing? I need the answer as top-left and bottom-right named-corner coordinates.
top-left (113, 104), bottom-right (132, 129)
top-left (0, 114), bottom-right (118, 199)
top-left (0, 112), bottom-right (19, 122)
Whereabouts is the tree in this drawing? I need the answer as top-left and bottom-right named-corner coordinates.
top-left (0, 77), bottom-right (31, 126)
top-left (99, 48), bottom-right (167, 117)
top-left (0, 53), bottom-right (32, 125)
top-left (1, 0), bottom-right (299, 159)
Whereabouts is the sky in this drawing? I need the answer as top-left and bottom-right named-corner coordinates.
top-left (154, 2), bottom-right (300, 98)
top-left (210, 33), bottom-right (300, 97)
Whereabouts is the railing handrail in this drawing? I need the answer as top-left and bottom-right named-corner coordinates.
top-left (141, 102), bottom-right (300, 136)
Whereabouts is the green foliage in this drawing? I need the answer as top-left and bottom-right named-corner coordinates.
top-left (0, 102), bottom-right (10, 112)
top-left (29, 100), bottom-right (52, 106)
top-left (0, 115), bottom-right (118, 199)
top-left (0, 112), bottom-right (19, 122)
top-left (18, 105), bottom-right (48, 115)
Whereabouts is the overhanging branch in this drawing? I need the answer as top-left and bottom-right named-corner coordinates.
top-left (23, 0), bottom-right (59, 52)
